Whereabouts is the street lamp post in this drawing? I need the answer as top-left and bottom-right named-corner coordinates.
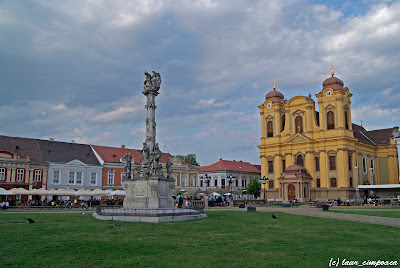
top-left (200, 174), bottom-right (211, 195)
top-left (259, 176), bottom-right (269, 204)
top-left (226, 174), bottom-right (236, 206)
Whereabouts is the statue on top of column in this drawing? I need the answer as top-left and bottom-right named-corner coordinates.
top-left (143, 71), bottom-right (161, 94)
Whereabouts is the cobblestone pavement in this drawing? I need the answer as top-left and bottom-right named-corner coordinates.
top-left (209, 207), bottom-right (400, 228)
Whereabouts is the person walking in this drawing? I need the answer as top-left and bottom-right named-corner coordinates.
top-left (176, 193), bottom-right (183, 208)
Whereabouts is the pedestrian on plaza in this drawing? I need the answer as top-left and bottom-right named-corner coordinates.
top-left (177, 193), bottom-right (184, 208)
top-left (204, 195), bottom-right (209, 211)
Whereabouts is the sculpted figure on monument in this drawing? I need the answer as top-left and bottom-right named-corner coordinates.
top-left (121, 153), bottom-right (132, 180)
top-left (166, 158), bottom-right (173, 180)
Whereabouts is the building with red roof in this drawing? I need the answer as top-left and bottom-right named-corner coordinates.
top-left (91, 145), bottom-right (199, 198)
top-left (198, 158), bottom-right (261, 192)
top-left (0, 135), bottom-right (48, 201)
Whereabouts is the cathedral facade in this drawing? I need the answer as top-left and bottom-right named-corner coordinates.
top-left (258, 70), bottom-right (399, 201)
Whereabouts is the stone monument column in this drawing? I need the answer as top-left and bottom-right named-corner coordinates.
top-left (122, 71), bottom-right (175, 209)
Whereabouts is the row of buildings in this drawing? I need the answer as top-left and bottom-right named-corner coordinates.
top-left (0, 135), bottom-right (261, 200)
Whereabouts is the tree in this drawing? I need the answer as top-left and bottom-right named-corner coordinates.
top-left (246, 178), bottom-right (261, 198)
top-left (176, 154), bottom-right (199, 166)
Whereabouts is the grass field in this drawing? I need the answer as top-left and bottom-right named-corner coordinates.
top-left (330, 210), bottom-right (400, 218)
top-left (0, 211), bottom-right (399, 267)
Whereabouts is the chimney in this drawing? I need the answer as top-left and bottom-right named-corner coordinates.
top-left (121, 145), bottom-right (125, 148)
top-left (71, 140), bottom-right (75, 143)
top-left (219, 158), bottom-right (222, 160)
top-left (49, 138), bottom-right (54, 141)
top-left (239, 160), bottom-right (242, 162)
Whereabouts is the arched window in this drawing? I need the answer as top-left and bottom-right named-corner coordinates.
top-left (281, 115), bottom-right (285, 132)
top-left (295, 116), bottom-right (303, 133)
top-left (267, 121), bottom-right (273, 137)
top-left (345, 111), bottom-right (349, 130)
top-left (296, 155), bottom-right (304, 166)
top-left (327, 111), bottom-right (335, 129)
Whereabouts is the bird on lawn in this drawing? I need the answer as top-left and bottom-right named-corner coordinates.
top-left (107, 225), bottom-right (114, 228)
top-left (27, 217), bottom-right (35, 223)
top-left (115, 224), bottom-right (121, 227)
top-left (272, 214), bottom-right (277, 219)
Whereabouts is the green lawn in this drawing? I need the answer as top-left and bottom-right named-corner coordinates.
top-left (330, 210), bottom-right (400, 218)
top-left (0, 211), bottom-right (399, 267)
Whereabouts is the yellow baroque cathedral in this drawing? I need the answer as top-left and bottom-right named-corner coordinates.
top-left (258, 69), bottom-right (399, 201)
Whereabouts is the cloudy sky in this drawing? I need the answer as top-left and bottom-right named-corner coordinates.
top-left (0, 0), bottom-right (399, 165)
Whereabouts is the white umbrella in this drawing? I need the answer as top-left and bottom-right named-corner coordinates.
top-left (30, 188), bottom-right (50, 195)
top-left (0, 187), bottom-right (14, 195)
top-left (52, 189), bottom-right (74, 196)
top-left (74, 189), bottom-right (93, 196)
top-left (9, 188), bottom-right (31, 195)
top-left (114, 190), bottom-right (126, 196)
top-left (224, 193), bottom-right (232, 196)
top-left (92, 189), bottom-right (110, 195)
top-left (211, 192), bottom-right (221, 196)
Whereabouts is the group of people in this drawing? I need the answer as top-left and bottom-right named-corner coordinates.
top-left (175, 193), bottom-right (193, 209)
top-left (0, 201), bottom-right (10, 210)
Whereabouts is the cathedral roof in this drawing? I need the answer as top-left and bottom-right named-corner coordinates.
top-left (352, 124), bottom-right (396, 146)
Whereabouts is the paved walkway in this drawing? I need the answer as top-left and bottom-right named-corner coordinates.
top-left (209, 207), bottom-right (400, 228)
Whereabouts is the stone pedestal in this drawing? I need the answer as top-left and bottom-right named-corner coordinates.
top-left (122, 178), bottom-right (175, 209)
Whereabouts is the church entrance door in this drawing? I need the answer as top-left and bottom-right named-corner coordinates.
top-left (288, 183), bottom-right (296, 200)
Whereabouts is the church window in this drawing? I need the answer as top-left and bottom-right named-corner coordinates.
top-left (349, 177), bottom-right (353, 187)
top-left (268, 160), bottom-right (274, 173)
top-left (370, 158), bottom-right (374, 174)
top-left (282, 159), bottom-right (286, 172)
top-left (327, 111), bottom-right (335, 130)
top-left (295, 116), bottom-right (303, 133)
top-left (362, 156), bottom-right (367, 174)
top-left (267, 121), bottom-right (273, 137)
top-left (269, 180), bottom-right (274, 189)
top-left (296, 155), bottom-right (304, 167)
top-left (345, 111), bottom-right (349, 130)
top-left (330, 178), bottom-right (337, 188)
top-left (281, 115), bottom-right (285, 131)
top-left (348, 153), bottom-right (352, 170)
top-left (329, 156), bottom-right (336, 170)
top-left (315, 157), bottom-right (320, 171)
top-left (316, 178), bottom-right (320, 188)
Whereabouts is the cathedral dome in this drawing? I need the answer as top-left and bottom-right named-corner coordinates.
top-left (322, 76), bottom-right (344, 90)
top-left (265, 82), bottom-right (284, 103)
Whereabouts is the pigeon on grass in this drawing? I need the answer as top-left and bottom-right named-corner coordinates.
top-left (271, 214), bottom-right (277, 219)
top-left (27, 217), bottom-right (36, 223)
